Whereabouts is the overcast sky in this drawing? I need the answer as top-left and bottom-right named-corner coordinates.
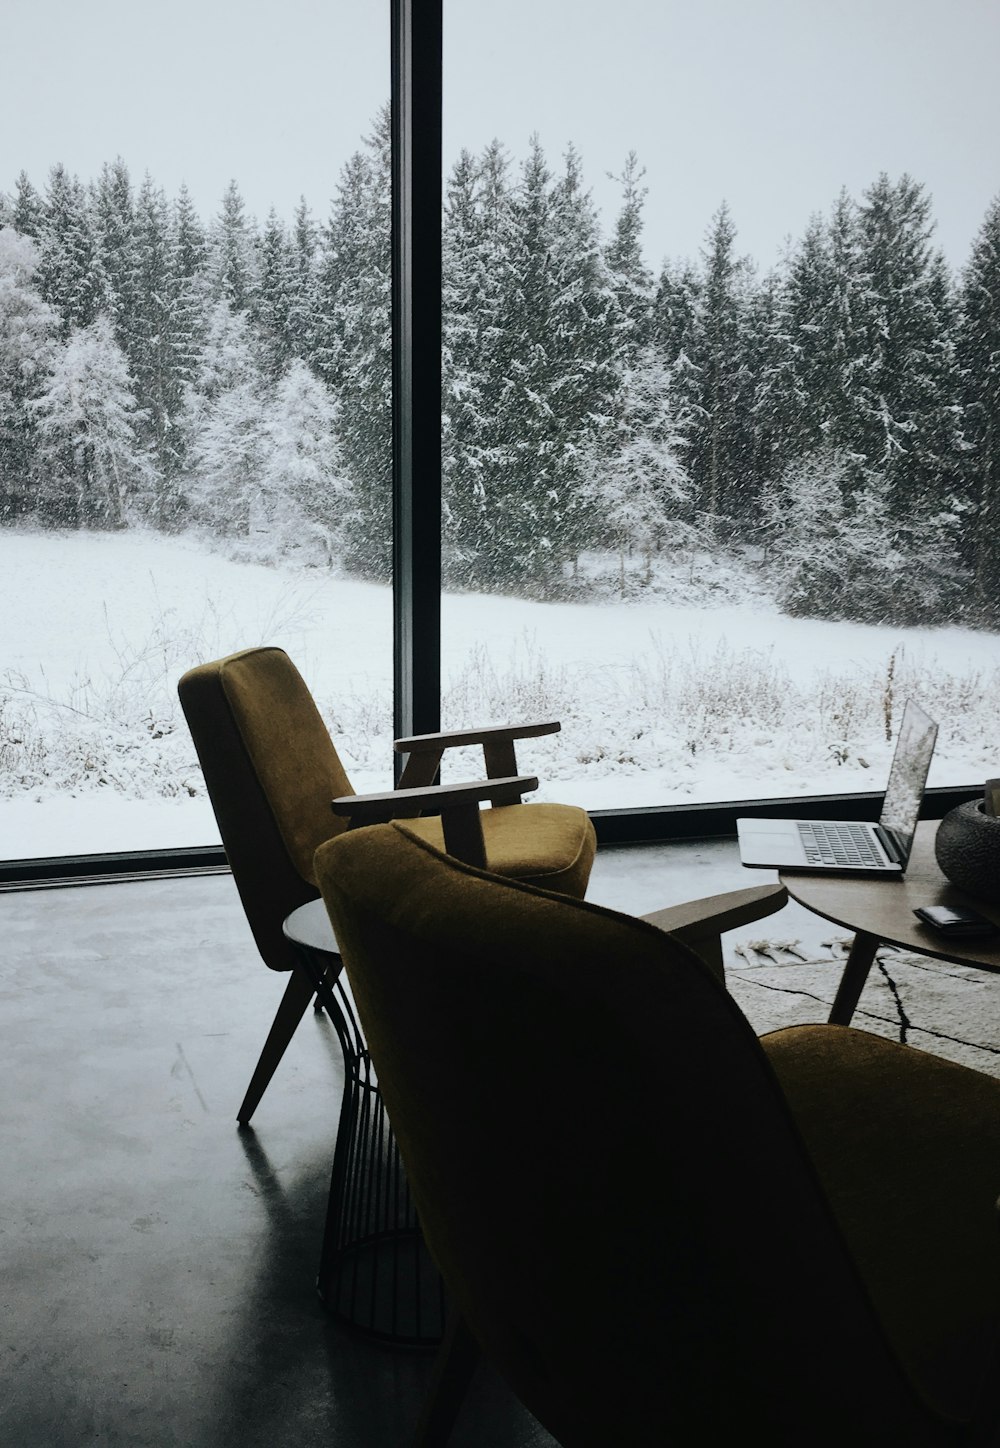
top-left (4, 0), bottom-right (998, 272)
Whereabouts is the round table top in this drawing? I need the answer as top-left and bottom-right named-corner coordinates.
top-left (283, 897), bottom-right (339, 957)
top-left (780, 820), bottom-right (1000, 972)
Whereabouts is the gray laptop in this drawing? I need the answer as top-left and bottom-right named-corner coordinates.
top-left (737, 699), bottom-right (938, 876)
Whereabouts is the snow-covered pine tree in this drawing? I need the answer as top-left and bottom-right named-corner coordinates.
top-left (821, 189), bottom-right (867, 460)
top-left (91, 158), bottom-right (139, 359)
top-left (187, 299), bottom-right (261, 404)
top-left (473, 137), bottom-right (560, 593)
top-left (255, 208), bottom-right (297, 379)
top-left (168, 185), bottom-right (210, 362)
top-left (37, 164), bottom-right (105, 336)
top-left (11, 172), bottom-right (45, 239)
top-left (186, 380), bottom-right (268, 539)
top-left (313, 161), bottom-right (361, 396)
top-left (259, 358), bottom-right (343, 556)
top-left (771, 194), bottom-right (867, 492)
top-left (846, 174), bottom-right (965, 620)
top-left (316, 108), bottom-right (392, 579)
top-left (172, 183), bottom-right (208, 282)
top-left (130, 176), bottom-right (192, 527)
top-left (32, 314), bottom-right (150, 528)
top-left (581, 345), bottom-right (695, 594)
top-left (288, 197), bottom-right (319, 367)
top-left (767, 440), bottom-right (962, 627)
top-left (441, 145), bottom-right (502, 586)
top-left (653, 258), bottom-right (700, 363)
top-left (957, 193), bottom-right (1000, 626)
top-left (582, 150), bottom-right (697, 587)
top-left (652, 259), bottom-right (703, 485)
top-left (764, 446), bottom-right (880, 619)
top-left (853, 175), bottom-right (963, 521)
top-left (778, 213), bottom-right (833, 461)
top-left (183, 302), bottom-right (268, 539)
top-left (605, 152), bottom-right (654, 363)
top-left (684, 203), bottom-right (754, 539)
top-left (209, 180), bottom-right (258, 316)
top-left (443, 140), bottom-right (533, 589)
top-left (0, 228), bottom-right (60, 521)
top-left (470, 138), bottom-right (618, 597)
top-left (160, 185), bottom-right (212, 520)
top-left (544, 143), bottom-right (620, 575)
top-left (742, 267), bottom-right (794, 521)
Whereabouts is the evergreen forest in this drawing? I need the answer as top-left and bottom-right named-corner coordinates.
top-left (2, 109), bottom-right (999, 630)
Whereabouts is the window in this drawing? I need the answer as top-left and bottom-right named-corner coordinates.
top-left (0, 1), bottom-right (391, 863)
top-left (440, 0), bottom-right (1000, 813)
top-left (2, 1), bottom-right (994, 875)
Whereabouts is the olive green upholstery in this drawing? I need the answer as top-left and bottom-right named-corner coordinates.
top-left (177, 646), bottom-right (596, 1120)
top-left (764, 1026), bottom-right (1000, 1423)
top-left (179, 646), bottom-right (355, 975)
top-left (315, 820), bottom-right (1000, 1447)
top-left (406, 795), bottom-right (594, 898)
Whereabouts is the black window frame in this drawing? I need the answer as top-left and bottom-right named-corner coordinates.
top-left (0, 0), bottom-right (979, 890)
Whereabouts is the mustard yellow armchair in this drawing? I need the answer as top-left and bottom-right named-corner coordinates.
top-left (316, 820), bottom-right (1000, 1446)
top-left (178, 645), bottom-right (596, 1125)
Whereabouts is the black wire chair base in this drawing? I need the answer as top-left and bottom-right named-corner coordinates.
top-left (285, 905), bottom-right (446, 1348)
top-left (318, 1225), bottom-right (446, 1347)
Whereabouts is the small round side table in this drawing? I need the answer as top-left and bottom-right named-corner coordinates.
top-left (284, 898), bottom-right (445, 1347)
top-left (778, 822), bottom-right (1000, 1027)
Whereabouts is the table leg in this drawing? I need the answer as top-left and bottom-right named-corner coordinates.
top-left (828, 931), bottom-right (880, 1026)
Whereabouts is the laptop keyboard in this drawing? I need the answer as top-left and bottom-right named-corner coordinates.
top-left (797, 821), bottom-right (889, 868)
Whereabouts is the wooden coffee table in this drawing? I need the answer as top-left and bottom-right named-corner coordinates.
top-left (778, 821), bottom-right (1000, 1026)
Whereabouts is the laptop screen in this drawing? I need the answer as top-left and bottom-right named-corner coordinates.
top-left (878, 700), bottom-right (939, 864)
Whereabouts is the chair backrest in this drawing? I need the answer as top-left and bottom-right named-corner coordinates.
top-left (179, 646), bottom-right (354, 972)
top-left (314, 821), bottom-right (948, 1446)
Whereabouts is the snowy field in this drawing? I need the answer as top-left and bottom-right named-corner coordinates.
top-left (1, 527), bottom-right (998, 859)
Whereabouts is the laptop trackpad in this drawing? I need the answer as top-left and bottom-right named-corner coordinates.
top-left (737, 820), bottom-right (801, 866)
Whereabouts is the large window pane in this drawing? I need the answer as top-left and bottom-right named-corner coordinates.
top-left (0, 2), bottom-right (392, 859)
top-left (442, 0), bottom-right (1000, 809)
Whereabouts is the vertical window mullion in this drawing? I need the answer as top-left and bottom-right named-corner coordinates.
top-left (391, 0), bottom-right (442, 765)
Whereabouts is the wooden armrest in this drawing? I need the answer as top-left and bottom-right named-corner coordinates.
top-left (394, 720), bottom-right (560, 788)
top-left (332, 776), bottom-right (538, 869)
top-left (641, 883), bottom-right (787, 940)
top-left (394, 720), bottom-right (560, 753)
top-left (640, 884), bottom-right (787, 984)
top-left (332, 775), bottom-right (538, 823)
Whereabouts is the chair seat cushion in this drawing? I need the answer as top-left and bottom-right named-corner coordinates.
top-left (399, 803), bottom-right (595, 899)
top-left (762, 1024), bottom-right (1000, 1423)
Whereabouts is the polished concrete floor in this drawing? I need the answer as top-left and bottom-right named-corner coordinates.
top-left (3, 839), bottom-right (1000, 1446)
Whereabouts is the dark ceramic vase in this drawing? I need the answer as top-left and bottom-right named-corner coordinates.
top-left (934, 801), bottom-right (1000, 904)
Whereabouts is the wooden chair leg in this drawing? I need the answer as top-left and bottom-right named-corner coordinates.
top-left (237, 967), bottom-right (316, 1125)
top-left (828, 930), bottom-right (880, 1026)
top-left (412, 1308), bottom-right (480, 1448)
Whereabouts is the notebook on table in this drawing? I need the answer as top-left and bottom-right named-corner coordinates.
top-left (737, 699), bottom-right (938, 876)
